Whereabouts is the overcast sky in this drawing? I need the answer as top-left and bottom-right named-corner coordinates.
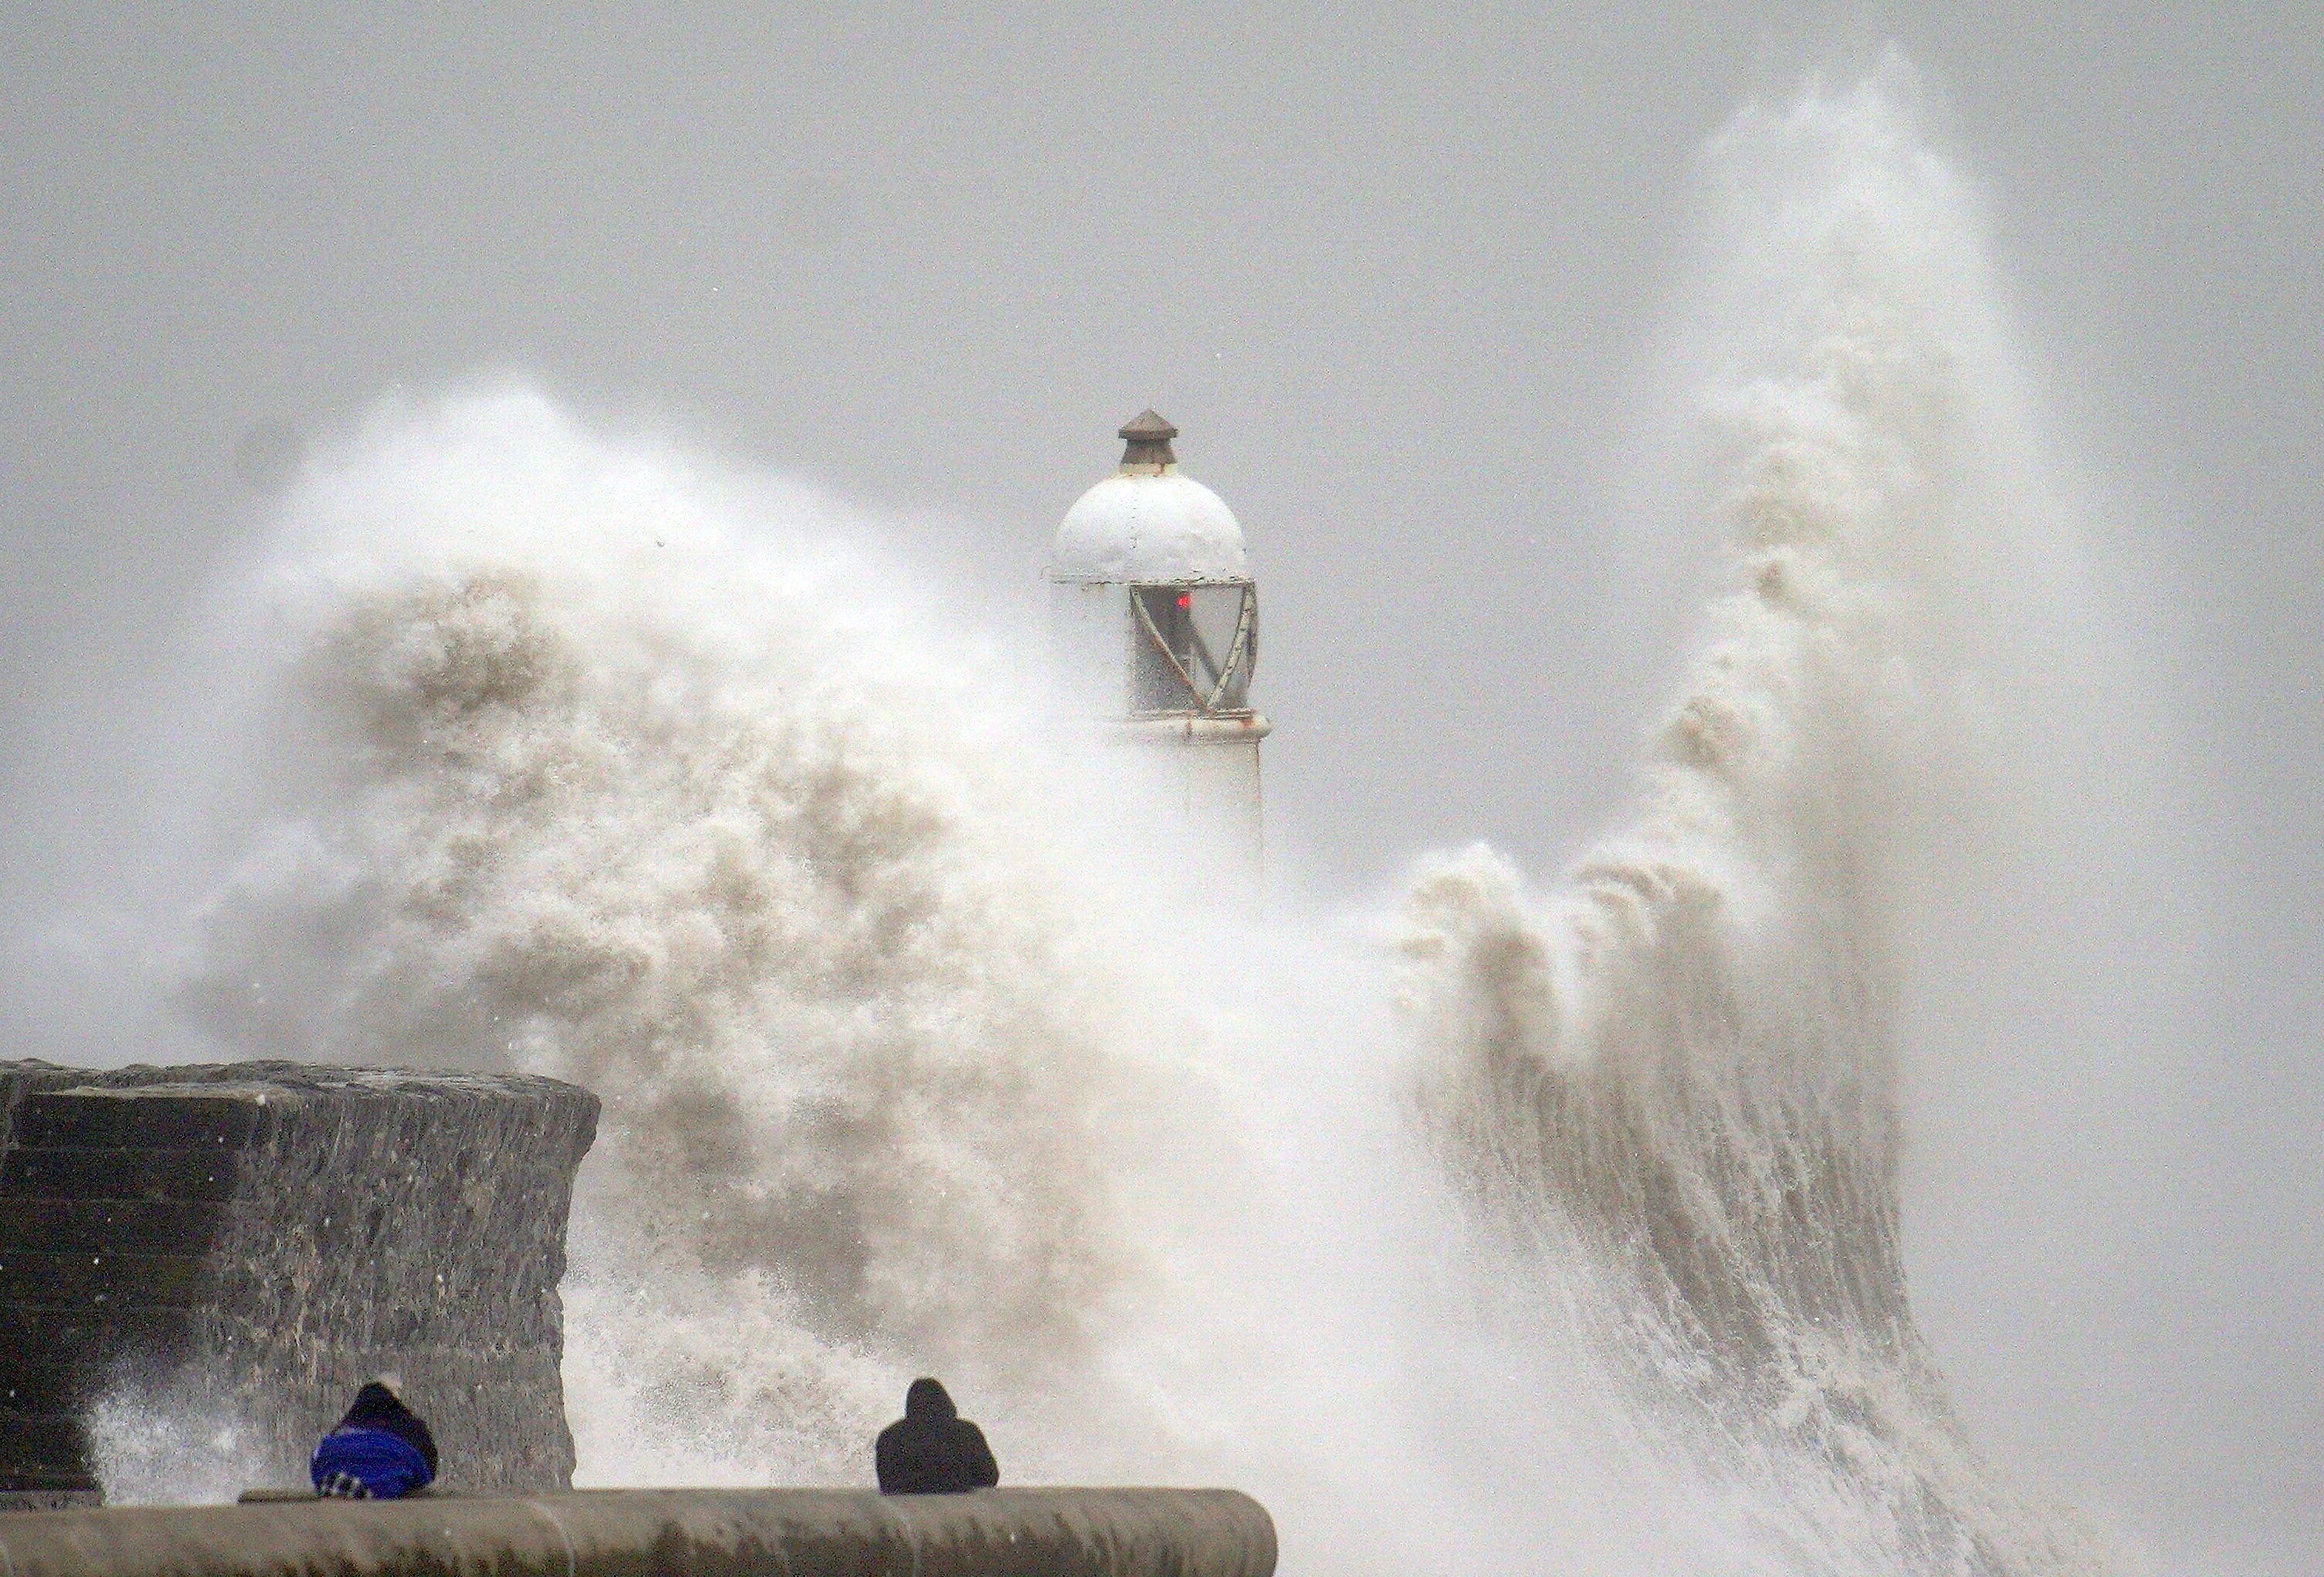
top-left (2, 6), bottom-right (2318, 1573)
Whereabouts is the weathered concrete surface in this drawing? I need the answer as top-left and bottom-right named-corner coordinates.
top-left (0, 1486), bottom-right (1278, 1577)
top-left (0, 1060), bottom-right (598, 1507)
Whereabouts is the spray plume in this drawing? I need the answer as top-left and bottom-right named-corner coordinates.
top-left (152, 56), bottom-right (2111, 1577)
top-left (1397, 58), bottom-right (2108, 1575)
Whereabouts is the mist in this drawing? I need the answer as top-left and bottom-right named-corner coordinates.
top-left (2, 9), bottom-right (2318, 1575)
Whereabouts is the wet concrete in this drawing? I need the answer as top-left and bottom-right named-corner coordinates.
top-left (0, 1061), bottom-right (597, 1506)
top-left (0, 1486), bottom-right (1278, 1576)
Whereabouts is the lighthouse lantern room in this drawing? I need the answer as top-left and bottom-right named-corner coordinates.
top-left (1046, 410), bottom-right (1269, 887)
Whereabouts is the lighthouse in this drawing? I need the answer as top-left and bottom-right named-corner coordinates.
top-left (1046, 410), bottom-right (1269, 893)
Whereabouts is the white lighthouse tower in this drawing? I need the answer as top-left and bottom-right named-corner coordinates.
top-left (1046, 410), bottom-right (1269, 890)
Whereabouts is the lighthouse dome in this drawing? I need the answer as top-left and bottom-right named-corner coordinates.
top-left (1046, 410), bottom-right (1249, 585)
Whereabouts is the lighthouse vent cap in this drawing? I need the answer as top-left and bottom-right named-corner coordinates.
top-left (1049, 412), bottom-right (1248, 585)
top-left (1118, 408), bottom-right (1178, 469)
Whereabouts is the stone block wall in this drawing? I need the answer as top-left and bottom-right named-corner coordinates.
top-left (0, 1061), bottom-right (598, 1508)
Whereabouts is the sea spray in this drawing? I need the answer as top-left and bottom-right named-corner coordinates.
top-left (159, 387), bottom-right (1715, 1573)
top-left (150, 59), bottom-right (2116, 1577)
top-left (1396, 60), bottom-right (2108, 1576)
top-left (84, 1378), bottom-right (260, 1508)
top-left (166, 391), bottom-right (1160, 1479)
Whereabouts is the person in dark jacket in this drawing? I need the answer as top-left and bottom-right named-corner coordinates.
top-left (875, 1378), bottom-right (998, 1493)
top-left (310, 1379), bottom-right (439, 1499)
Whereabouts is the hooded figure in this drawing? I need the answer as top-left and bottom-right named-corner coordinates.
top-left (875, 1378), bottom-right (999, 1494)
top-left (309, 1380), bottom-right (439, 1499)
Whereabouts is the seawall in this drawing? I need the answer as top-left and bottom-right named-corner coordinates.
top-left (0, 1486), bottom-right (1278, 1577)
top-left (0, 1060), bottom-right (598, 1507)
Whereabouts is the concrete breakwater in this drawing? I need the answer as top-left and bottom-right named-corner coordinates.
top-left (0, 1486), bottom-right (1278, 1577)
top-left (0, 1060), bottom-right (598, 1507)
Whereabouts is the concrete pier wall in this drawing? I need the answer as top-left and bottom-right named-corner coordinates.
top-left (0, 1060), bottom-right (598, 1508)
top-left (0, 1486), bottom-right (1278, 1577)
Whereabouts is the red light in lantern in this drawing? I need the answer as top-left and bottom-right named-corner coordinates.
top-left (1177, 593), bottom-right (1191, 608)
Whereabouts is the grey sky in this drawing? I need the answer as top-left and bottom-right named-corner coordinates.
top-left (2, 6), bottom-right (2318, 1573)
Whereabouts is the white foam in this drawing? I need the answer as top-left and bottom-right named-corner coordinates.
top-left (150, 58), bottom-right (2117, 1577)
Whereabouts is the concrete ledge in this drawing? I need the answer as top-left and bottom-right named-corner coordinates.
top-left (0, 1486), bottom-right (1277, 1577)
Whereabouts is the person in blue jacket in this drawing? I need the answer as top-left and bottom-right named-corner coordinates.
top-left (310, 1379), bottom-right (438, 1499)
